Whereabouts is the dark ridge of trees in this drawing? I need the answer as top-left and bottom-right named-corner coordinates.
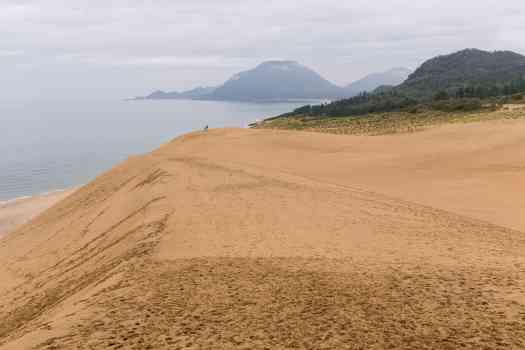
top-left (453, 75), bottom-right (525, 99)
top-left (399, 49), bottom-right (525, 98)
top-left (280, 75), bottom-right (525, 119)
top-left (278, 49), bottom-right (525, 120)
top-left (281, 91), bottom-right (419, 118)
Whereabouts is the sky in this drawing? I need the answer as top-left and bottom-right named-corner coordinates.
top-left (2, 0), bottom-right (525, 100)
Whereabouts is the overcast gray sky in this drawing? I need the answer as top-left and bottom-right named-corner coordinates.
top-left (2, 0), bottom-right (524, 100)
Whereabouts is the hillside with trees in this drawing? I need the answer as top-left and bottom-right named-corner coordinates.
top-left (278, 49), bottom-right (525, 119)
top-left (399, 49), bottom-right (525, 98)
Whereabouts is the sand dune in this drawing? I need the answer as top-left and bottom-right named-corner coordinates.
top-left (0, 120), bottom-right (524, 349)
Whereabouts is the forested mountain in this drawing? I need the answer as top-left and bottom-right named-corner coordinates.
top-left (280, 49), bottom-right (525, 118)
top-left (399, 49), bottom-right (525, 97)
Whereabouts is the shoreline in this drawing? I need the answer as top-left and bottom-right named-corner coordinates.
top-left (0, 187), bottom-right (74, 206)
top-left (0, 188), bottom-right (77, 239)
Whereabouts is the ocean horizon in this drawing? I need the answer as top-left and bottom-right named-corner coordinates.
top-left (0, 98), bottom-right (307, 201)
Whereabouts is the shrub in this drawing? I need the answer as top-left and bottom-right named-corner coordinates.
top-left (433, 91), bottom-right (450, 101)
top-left (430, 98), bottom-right (483, 112)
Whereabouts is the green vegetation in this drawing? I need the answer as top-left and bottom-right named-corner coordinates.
top-left (258, 104), bottom-right (525, 136)
top-left (272, 49), bottom-right (525, 122)
top-left (277, 94), bottom-right (502, 119)
top-left (278, 80), bottom-right (525, 120)
top-left (452, 75), bottom-right (525, 99)
top-left (400, 49), bottom-right (525, 98)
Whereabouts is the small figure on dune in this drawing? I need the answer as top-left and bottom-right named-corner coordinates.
top-left (203, 125), bottom-right (209, 132)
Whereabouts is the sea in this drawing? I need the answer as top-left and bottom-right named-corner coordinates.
top-left (0, 98), bottom-right (307, 202)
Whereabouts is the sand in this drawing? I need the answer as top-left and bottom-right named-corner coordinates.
top-left (0, 120), bottom-right (524, 349)
top-left (0, 190), bottom-right (76, 239)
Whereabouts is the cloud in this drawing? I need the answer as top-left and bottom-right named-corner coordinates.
top-left (1, 0), bottom-right (524, 99)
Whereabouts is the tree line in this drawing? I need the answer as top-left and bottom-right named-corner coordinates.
top-left (282, 76), bottom-right (525, 119)
top-left (437, 75), bottom-right (525, 100)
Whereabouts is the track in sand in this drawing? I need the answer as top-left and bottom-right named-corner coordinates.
top-left (0, 120), bottom-right (524, 349)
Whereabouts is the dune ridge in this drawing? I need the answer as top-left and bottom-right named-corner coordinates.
top-left (0, 121), bottom-right (524, 349)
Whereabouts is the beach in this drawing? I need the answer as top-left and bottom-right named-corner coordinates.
top-left (0, 189), bottom-right (76, 239)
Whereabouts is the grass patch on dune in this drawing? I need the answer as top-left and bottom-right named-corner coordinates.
top-left (257, 104), bottom-right (525, 136)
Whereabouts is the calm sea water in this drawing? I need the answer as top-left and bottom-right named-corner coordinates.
top-left (0, 99), bottom-right (306, 201)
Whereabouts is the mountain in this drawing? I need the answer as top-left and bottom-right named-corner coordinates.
top-left (138, 50), bottom-right (525, 104)
top-left (399, 49), bottom-right (525, 97)
top-left (208, 61), bottom-right (344, 101)
top-left (278, 49), bottom-right (525, 119)
top-left (344, 67), bottom-right (412, 96)
top-left (138, 62), bottom-right (414, 102)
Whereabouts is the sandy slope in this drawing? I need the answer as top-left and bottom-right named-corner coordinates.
top-left (0, 190), bottom-right (75, 239)
top-left (0, 121), bottom-right (524, 349)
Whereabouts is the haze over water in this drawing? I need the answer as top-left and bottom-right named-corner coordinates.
top-left (0, 99), bottom-right (306, 201)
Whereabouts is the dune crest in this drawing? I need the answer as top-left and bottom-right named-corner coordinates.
top-left (1, 124), bottom-right (524, 349)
